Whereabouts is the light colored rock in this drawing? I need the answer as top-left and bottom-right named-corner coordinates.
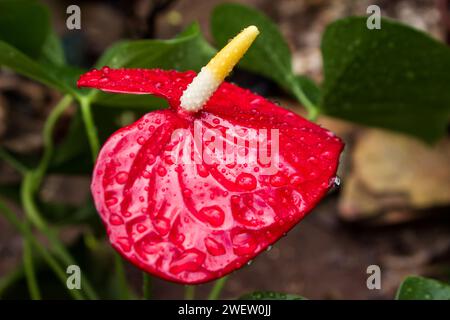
top-left (339, 129), bottom-right (450, 220)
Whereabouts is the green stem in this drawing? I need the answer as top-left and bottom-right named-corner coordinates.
top-left (208, 276), bottom-right (228, 300)
top-left (0, 265), bottom-right (24, 298)
top-left (142, 273), bottom-right (152, 300)
top-left (33, 95), bottom-right (73, 187)
top-left (184, 285), bottom-right (196, 300)
top-left (0, 148), bottom-right (27, 175)
top-left (23, 236), bottom-right (41, 299)
top-left (78, 95), bottom-right (133, 298)
top-left (79, 96), bottom-right (100, 161)
top-left (0, 200), bottom-right (84, 300)
top-left (19, 95), bottom-right (99, 299)
top-left (114, 253), bottom-right (131, 299)
top-left (291, 85), bottom-right (319, 121)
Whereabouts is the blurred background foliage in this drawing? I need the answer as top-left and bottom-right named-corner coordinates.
top-left (0, 0), bottom-right (449, 299)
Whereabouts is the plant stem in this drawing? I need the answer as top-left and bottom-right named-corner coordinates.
top-left (23, 236), bottom-right (41, 299)
top-left (32, 95), bottom-right (72, 186)
top-left (142, 273), bottom-right (152, 299)
top-left (0, 148), bottom-right (27, 175)
top-left (19, 95), bottom-right (99, 299)
top-left (77, 95), bottom-right (134, 298)
top-left (79, 96), bottom-right (100, 161)
top-left (0, 265), bottom-right (24, 298)
top-left (0, 200), bottom-right (84, 300)
top-left (114, 253), bottom-right (132, 299)
top-left (208, 276), bottom-right (228, 300)
top-left (184, 285), bottom-right (196, 300)
top-left (291, 84), bottom-right (319, 121)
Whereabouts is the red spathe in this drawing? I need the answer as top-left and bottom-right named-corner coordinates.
top-left (78, 67), bottom-right (344, 284)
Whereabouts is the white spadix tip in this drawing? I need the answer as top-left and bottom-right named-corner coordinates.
top-left (180, 25), bottom-right (260, 113)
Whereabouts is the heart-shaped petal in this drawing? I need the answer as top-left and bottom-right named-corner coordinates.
top-left (80, 68), bottom-right (343, 284)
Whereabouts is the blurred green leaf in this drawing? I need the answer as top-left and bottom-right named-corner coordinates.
top-left (296, 76), bottom-right (321, 106)
top-left (0, 41), bottom-right (77, 94)
top-left (40, 32), bottom-right (66, 66)
top-left (0, 0), bottom-right (80, 95)
top-left (0, 0), bottom-right (50, 58)
top-left (396, 276), bottom-right (450, 300)
top-left (239, 291), bottom-right (306, 300)
top-left (96, 23), bottom-right (214, 70)
top-left (91, 23), bottom-right (215, 107)
top-left (211, 3), bottom-right (318, 116)
top-left (321, 17), bottom-right (450, 143)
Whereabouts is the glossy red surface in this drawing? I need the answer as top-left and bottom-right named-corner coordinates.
top-left (78, 67), bottom-right (344, 284)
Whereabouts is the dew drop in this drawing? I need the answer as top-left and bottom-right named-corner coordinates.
top-left (117, 237), bottom-right (131, 252)
top-left (137, 136), bottom-right (146, 145)
top-left (232, 232), bottom-right (257, 256)
top-left (157, 166), bottom-right (167, 176)
top-left (153, 217), bottom-right (170, 236)
top-left (289, 174), bottom-right (303, 186)
top-left (142, 170), bottom-right (151, 179)
top-left (198, 206), bottom-right (225, 227)
top-left (169, 249), bottom-right (205, 274)
top-left (136, 224), bottom-right (147, 233)
top-left (109, 214), bottom-right (124, 225)
top-left (204, 237), bottom-right (226, 256)
top-left (105, 196), bottom-right (118, 206)
top-left (333, 176), bottom-right (341, 187)
top-left (147, 154), bottom-right (156, 165)
top-left (235, 173), bottom-right (257, 191)
top-left (196, 164), bottom-right (209, 177)
top-left (270, 172), bottom-right (287, 187)
top-left (115, 172), bottom-right (128, 184)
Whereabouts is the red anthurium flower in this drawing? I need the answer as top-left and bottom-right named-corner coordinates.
top-left (78, 26), bottom-right (343, 284)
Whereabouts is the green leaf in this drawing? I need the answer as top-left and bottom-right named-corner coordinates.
top-left (396, 276), bottom-right (450, 300)
top-left (296, 76), bottom-right (321, 106)
top-left (239, 291), bottom-right (306, 300)
top-left (211, 3), bottom-right (318, 117)
top-left (0, 0), bottom-right (80, 95)
top-left (0, 41), bottom-right (81, 95)
top-left (90, 23), bottom-right (215, 107)
top-left (40, 32), bottom-right (66, 66)
top-left (321, 17), bottom-right (450, 143)
top-left (96, 23), bottom-right (214, 70)
top-left (0, 0), bottom-right (50, 58)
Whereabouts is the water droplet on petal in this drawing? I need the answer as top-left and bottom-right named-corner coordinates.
top-left (136, 224), bottom-right (147, 233)
top-left (198, 206), bottom-right (225, 227)
top-left (196, 164), bottom-right (209, 177)
top-left (153, 217), bottom-right (170, 236)
top-left (270, 172), bottom-right (287, 187)
top-left (109, 214), bottom-right (124, 225)
top-left (169, 249), bottom-right (205, 274)
top-left (204, 237), bottom-right (226, 256)
top-left (157, 166), bottom-right (167, 176)
top-left (232, 231), bottom-right (257, 256)
top-left (117, 237), bottom-right (131, 252)
top-left (115, 172), bottom-right (128, 184)
top-left (235, 173), bottom-right (257, 191)
top-left (137, 136), bottom-right (146, 145)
